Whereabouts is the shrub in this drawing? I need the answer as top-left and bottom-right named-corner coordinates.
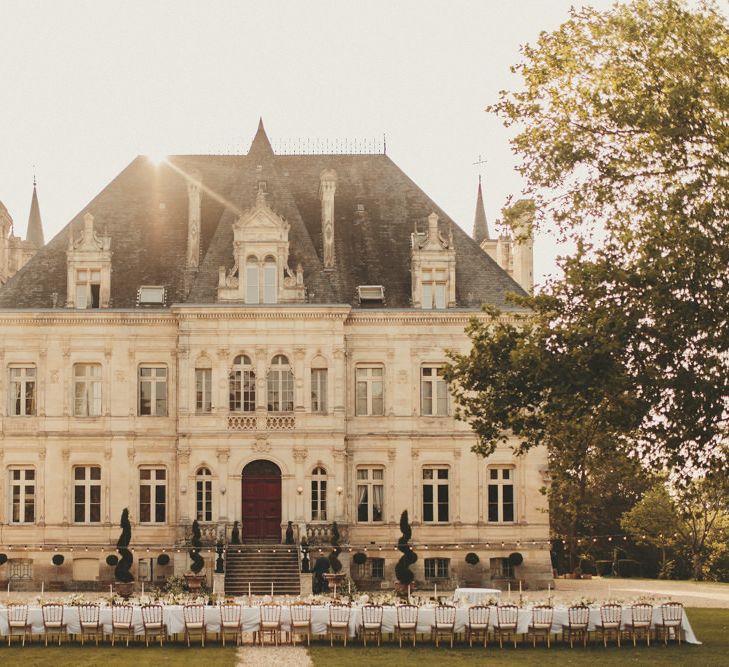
top-left (352, 552), bottom-right (368, 566)
top-left (508, 552), bottom-right (523, 567)
top-left (328, 522), bottom-right (342, 573)
top-left (395, 510), bottom-right (417, 585)
top-left (465, 552), bottom-right (480, 565)
top-left (189, 520), bottom-right (205, 574)
top-left (157, 554), bottom-right (170, 567)
top-left (0, 553), bottom-right (7, 566)
top-left (52, 554), bottom-right (65, 566)
top-left (114, 508), bottom-right (134, 583)
top-left (106, 554), bottom-right (119, 567)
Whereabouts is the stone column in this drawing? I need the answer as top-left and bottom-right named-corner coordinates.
top-left (332, 449), bottom-right (346, 521)
top-left (37, 446), bottom-right (46, 526)
top-left (387, 448), bottom-right (397, 523)
top-left (216, 448), bottom-right (230, 522)
top-left (177, 346), bottom-right (190, 414)
top-left (293, 447), bottom-right (307, 522)
top-left (177, 447), bottom-right (191, 524)
top-left (332, 347), bottom-right (345, 414)
top-left (453, 448), bottom-right (462, 525)
top-left (293, 347), bottom-right (305, 412)
top-left (61, 447), bottom-right (70, 525)
top-left (216, 347), bottom-right (229, 415)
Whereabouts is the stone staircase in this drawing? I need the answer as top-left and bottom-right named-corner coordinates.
top-left (224, 545), bottom-right (301, 596)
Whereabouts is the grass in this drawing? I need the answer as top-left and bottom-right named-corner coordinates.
top-left (309, 608), bottom-right (729, 666)
top-left (0, 608), bottom-right (726, 666)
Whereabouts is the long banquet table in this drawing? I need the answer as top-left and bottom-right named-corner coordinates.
top-left (0, 603), bottom-right (700, 644)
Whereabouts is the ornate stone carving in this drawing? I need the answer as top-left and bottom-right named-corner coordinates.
top-left (253, 438), bottom-right (271, 454)
top-left (177, 448), bottom-right (191, 464)
top-left (387, 448), bottom-right (396, 462)
top-left (411, 448), bottom-right (420, 459)
top-left (319, 169), bottom-right (338, 268)
top-left (216, 448), bottom-right (230, 463)
top-left (293, 447), bottom-right (307, 463)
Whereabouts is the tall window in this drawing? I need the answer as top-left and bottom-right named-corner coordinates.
top-left (424, 558), bottom-right (450, 579)
top-left (356, 467), bottom-right (384, 523)
top-left (311, 466), bottom-right (327, 521)
top-left (421, 269), bottom-right (447, 309)
top-left (245, 257), bottom-right (259, 304)
top-left (263, 257), bottom-right (277, 304)
top-left (74, 363), bottom-right (102, 416)
top-left (139, 366), bottom-right (167, 416)
top-left (422, 467), bottom-right (449, 523)
top-left (488, 467), bottom-right (515, 523)
top-left (195, 368), bottom-right (212, 413)
top-left (230, 355), bottom-right (256, 412)
top-left (139, 468), bottom-right (166, 523)
top-left (355, 366), bottom-right (384, 416)
top-left (74, 466), bottom-right (101, 523)
top-left (75, 269), bottom-right (101, 309)
top-left (356, 557), bottom-right (385, 580)
top-left (196, 467), bottom-right (212, 522)
top-left (311, 368), bottom-right (327, 413)
top-left (9, 468), bottom-right (35, 523)
top-left (421, 366), bottom-right (448, 416)
top-left (267, 355), bottom-right (293, 412)
top-left (8, 366), bottom-right (36, 416)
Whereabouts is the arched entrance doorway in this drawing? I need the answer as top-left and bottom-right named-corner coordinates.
top-left (241, 460), bottom-right (282, 542)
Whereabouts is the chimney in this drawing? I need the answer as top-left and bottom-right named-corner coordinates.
top-left (512, 208), bottom-right (534, 294)
top-left (318, 169), bottom-right (337, 269)
top-left (186, 169), bottom-right (202, 270)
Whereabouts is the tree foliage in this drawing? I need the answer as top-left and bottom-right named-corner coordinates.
top-left (475, 0), bottom-right (729, 477)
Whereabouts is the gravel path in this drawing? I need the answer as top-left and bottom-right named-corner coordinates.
top-left (236, 643), bottom-right (312, 666)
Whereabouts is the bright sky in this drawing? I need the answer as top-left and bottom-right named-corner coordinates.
top-left (0, 0), bottom-right (619, 285)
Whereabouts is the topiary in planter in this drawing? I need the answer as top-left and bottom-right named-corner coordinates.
top-left (0, 553), bottom-right (7, 566)
top-left (395, 510), bottom-right (417, 585)
top-left (106, 554), bottom-right (119, 567)
top-left (157, 554), bottom-right (170, 567)
top-left (352, 552), bottom-right (367, 566)
top-left (114, 508), bottom-right (134, 583)
top-left (508, 552), bottom-right (523, 568)
top-left (312, 556), bottom-right (331, 594)
top-left (52, 554), bottom-right (65, 566)
top-left (189, 520), bottom-right (205, 574)
top-left (328, 521), bottom-right (342, 573)
top-left (465, 552), bottom-right (480, 565)
top-left (231, 521), bottom-right (241, 545)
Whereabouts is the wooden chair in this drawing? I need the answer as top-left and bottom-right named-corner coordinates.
top-left (494, 604), bottom-right (519, 648)
top-left (658, 602), bottom-right (683, 646)
top-left (395, 604), bottom-right (419, 648)
top-left (562, 604), bottom-right (590, 648)
top-left (527, 605), bottom-right (554, 648)
top-left (625, 603), bottom-right (652, 647)
top-left (183, 603), bottom-right (206, 647)
top-left (141, 604), bottom-right (167, 647)
top-left (78, 603), bottom-right (102, 646)
top-left (595, 603), bottom-right (621, 647)
top-left (327, 604), bottom-right (351, 647)
top-left (7, 604), bottom-right (32, 646)
top-left (42, 603), bottom-right (67, 647)
top-left (259, 604), bottom-right (282, 646)
top-left (360, 604), bottom-right (383, 646)
top-left (219, 603), bottom-right (242, 647)
top-left (289, 603), bottom-right (312, 646)
top-left (111, 604), bottom-right (135, 647)
top-left (466, 605), bottom-right (491, 648)
top-left (432, 604), bottom-right (457, 648)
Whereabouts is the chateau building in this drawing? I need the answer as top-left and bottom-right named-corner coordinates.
top-left (0, 121), bottom-right (551, 590)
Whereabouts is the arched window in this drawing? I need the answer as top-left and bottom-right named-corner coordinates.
top-left (245, 256), bottom-right (259, 304)
top-left (311, 466), bottom-right (327, 521)
top-left (230, 355), bottom-right (256, 412)
top-left (263, 257), bottom-right (277, 304)
top-left (196, 467), bottom-right (212, 522)
top-left (267, 355), bottom-right (293, 412)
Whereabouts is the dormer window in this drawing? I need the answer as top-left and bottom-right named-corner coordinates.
top-left (75, 269), bottom-right (101, 309)
top-left (138, 286), bottom-right (166, 306)
top-left (263, 257), bottom-right (277, 303)
top-left (244, 256), bottom-right (278, 305)
top-left (357, 285), bottom-right (385, 306)
top-left (421, 269), bottom-right (447, 309)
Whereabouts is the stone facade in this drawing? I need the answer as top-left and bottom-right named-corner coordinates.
top-left (0, 122), bottom-right (551, 591)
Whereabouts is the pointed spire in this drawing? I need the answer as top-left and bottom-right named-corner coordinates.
top-left (248, 117), bottom-right (274, 158)
top-left (26, 178), bottom-right (45, 247)
top-left (472, 175), bottom-right (489, 243)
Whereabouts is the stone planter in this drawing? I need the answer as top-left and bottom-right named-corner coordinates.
top-left (394, 581), bottom-right (415, 599)
top-left (114, 581), bottom-right (134, 599)
top-left (323, 572), bottom-right (345, 597)
top-left (184, 573), bottom-right (206, 594)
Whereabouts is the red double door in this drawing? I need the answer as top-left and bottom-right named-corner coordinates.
top-left (241, 460), bottom-right (281, 542)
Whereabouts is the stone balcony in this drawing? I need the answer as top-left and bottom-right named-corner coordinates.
top-left (227, 413), bottom-right (295, 431)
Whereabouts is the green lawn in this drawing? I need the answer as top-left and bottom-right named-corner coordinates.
top-left (0, 608), bottom-right (726, 666)
top-left (309, 608), bottom-right (729, 667)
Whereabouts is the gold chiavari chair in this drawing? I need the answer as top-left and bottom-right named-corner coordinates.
top-left (78, 603), bottom-right (102, 646)
top-left (527, 605), bottom-right (554, 648)
top-left (395, 604), bottom-right (419, 648)
top-left (625, 603), bottom-right (653, 647)
top-left (494, 604), bottom-right (519, 649)
top-left (432, 604), bottom-right (457, 648)
top-left (466, 605), bottom-right (491, 648)
top-left (563, 604), bottom-right (590, 648)
top-left (658, 602), bottom-right (684, 646)
top-left (141, 604), bottom-right (167, 647)
top-left (360, 604), bottom-right (384, 647)
top-left (7, 604), bottom-right (32, 647)
top-left (42, 603), bottom-right (67, 647)
top-left (595, 603), bottom-right (622, 647)
top-left (259, 604), bottom-right (282, 646)
top-left (111, 604), bottom-right (135, 647)
top-left (183, 603), bottom-right (207, 647)
top-left (219, 603), bottom-right (242, 647)
top-left (327, 604), bottom-right (351, 647)
top-left (289, 603), bottom-right (312, 646)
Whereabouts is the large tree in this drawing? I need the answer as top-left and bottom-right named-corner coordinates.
top-left (480, 0), bottom-right (729, 476)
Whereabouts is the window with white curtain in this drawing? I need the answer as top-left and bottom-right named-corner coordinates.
top-left (138, 366), bottom-right (168, 416)
top-left (195, 368), bottom-right (212, 413)
top-left (356, 467), bottom-right (384, 523)
top-left (230, 355), bottom-right (256, 412)
top-left (311, 368), bottom-right (327, 413)
top-left (355, 366), bottom-right (384, 416)
top-left (196, 467), bottom-right (212, 521)
top-left (311, 466), bottom-right (327, 521)
top-left (263, 257), bottom-right (277, 304)
top-left (74, 363), bottom-right (102, 416)
top-left (245, 256), bottom-right (259, 304)
top-left (421, 269), bottom-right (447, 309)
top-left (421, 366), bottom-right (449, 416)
top-left (9, 468), bottom-right (35, 523)
top-left (267, 355), bottom-right (293, 412)
top-left (8, 366), bottom-right (36, 416)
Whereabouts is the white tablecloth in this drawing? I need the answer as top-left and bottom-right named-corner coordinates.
top-left (0, 603), bottom-right (700, 644)
top-left (453, 588), bottom-right (502, 604)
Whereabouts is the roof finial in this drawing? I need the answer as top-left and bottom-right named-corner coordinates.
top-left (33, 164), bottom-right (37, 188)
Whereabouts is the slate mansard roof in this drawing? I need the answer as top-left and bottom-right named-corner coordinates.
top-left (0, 123), bottom-right (527, 309)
